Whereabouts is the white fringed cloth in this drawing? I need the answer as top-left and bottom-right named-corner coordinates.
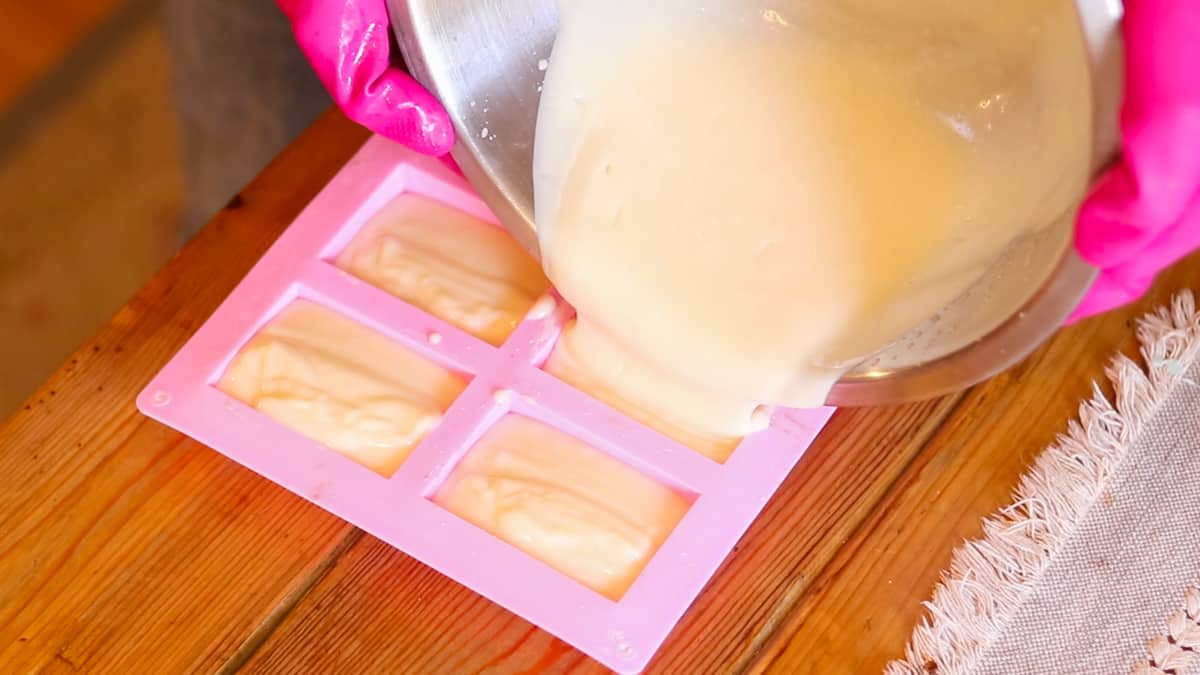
top-left (889, 291), bottom-right (1200, 675)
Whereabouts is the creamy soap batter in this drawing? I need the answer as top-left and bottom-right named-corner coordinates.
top-left (545, 332), bottom-right (740, 462)
top-left (338, 194), bottom-right (550, 346)
top-left (434, 415), bottom-right (691, 600)
top-left (219, 301), bottom-right (466, 476)
top-left (534, 0), bottom-right (1092, 439)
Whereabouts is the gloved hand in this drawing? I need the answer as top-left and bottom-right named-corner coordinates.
top-left (277, 0), bottom-right (454, 156)
top-left (1070, 0), bottom-right (1200, 321)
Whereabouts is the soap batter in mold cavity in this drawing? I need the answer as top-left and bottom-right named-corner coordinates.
top-left (544, 328), bottom-right (742, 462)
top-left (218, 300), bottom-right (467, 476)
top-left (433, 415), bottom-right (691, 600)
top-left (336, 194), bottom-right (550, 346)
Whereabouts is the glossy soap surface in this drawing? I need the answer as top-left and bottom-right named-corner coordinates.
top-left (533, 0), bottom-right (1093, 432)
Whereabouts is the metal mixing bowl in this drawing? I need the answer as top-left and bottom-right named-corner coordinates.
top-left (389, 0), bottom-right (1125, 406)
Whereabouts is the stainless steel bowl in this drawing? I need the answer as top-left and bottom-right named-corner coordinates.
top-left (390, 0), bottom-right (1125, 406)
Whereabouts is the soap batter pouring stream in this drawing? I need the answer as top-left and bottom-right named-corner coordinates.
top-left (535, 0), bottom-right (1093, 446)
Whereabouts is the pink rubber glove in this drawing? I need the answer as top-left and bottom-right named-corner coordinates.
top-left (278, 0), bottom-right (454, 156)
top-left (1070, 0), bottom-right (1200, 321)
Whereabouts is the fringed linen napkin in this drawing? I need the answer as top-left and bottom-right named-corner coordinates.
top-left (890, 291), bottom-right (1200, 675)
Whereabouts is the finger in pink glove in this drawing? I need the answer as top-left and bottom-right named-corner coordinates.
top-left (278, 0), bottom-right (455, 156)
top-left (1070, 0), bottom-right (1200, 321)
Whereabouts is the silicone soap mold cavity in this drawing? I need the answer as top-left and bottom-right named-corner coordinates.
top-left (138, 136), bottom-right (834, 674)
top-left (433, 413), bottom-right (694, 601)
top-left (334, 192), bottom-right (551, 346)
top-left (217, 299), bottom-right (469, 477)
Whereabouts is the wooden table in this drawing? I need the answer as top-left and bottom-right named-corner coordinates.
top-left (3, 110), bottom-right (1197, 674)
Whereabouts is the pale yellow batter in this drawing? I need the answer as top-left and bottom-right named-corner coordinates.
top-left (337, 194), bottom-right (550, 346)
top-left (535, 0), bottom-right (1092, 438)
top-left (544, 327), bottom-right (741, 462)
top-left (434, 415), bottom-right (691, 600)
top-left (218, 300), bottom-right (467, 476)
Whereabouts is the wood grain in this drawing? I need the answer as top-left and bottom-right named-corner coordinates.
top-left (0, 111), bottom-right (367, 674)
top-left (240, 396), bottom-right (965, 674)
top-left (752, 252), bottom-right (1200, 675)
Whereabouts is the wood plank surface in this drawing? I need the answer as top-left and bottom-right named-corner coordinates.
top-left (751, 251), bottom-right (1200, 674)
top-left (0, 111), bottom-right (367, 674)
top-left (1, 102), bottom-right (1195, 675)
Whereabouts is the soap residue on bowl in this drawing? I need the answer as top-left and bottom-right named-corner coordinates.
top-left (533, 0), bottom-right (1092, 436)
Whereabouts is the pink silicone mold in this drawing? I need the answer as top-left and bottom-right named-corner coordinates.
top-left (137, 136), bottom-right (833, 674)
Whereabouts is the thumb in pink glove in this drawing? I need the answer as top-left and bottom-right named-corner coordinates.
top-left (277, 0), bottom-right (454, 156)
top-left (1070, 0), bottom-right (1200, 322)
